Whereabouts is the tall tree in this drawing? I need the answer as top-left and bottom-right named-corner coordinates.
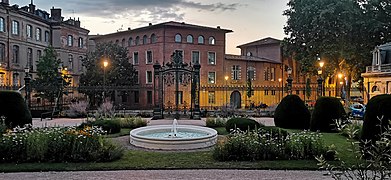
top-left (31, 46), bottom-right (69, 102)
top-left (79, 42), bottom-right (137, 106)
top-left (283, 0), bottom-right (391, 99)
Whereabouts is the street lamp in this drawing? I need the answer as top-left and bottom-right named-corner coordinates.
top-left (337, 73), bottom-right (343, 98)
top-left (225, 75), bottom-right (229, 109)
top-left (278, 78), bottom-right (282, 101)
top-left (286, 67), bottom-right (293, 95)
top-left (103, 60), bottom-right (108, 99)
top-left (24, 67), bottom-right (31, 108)
top-left (317, 59), bottom-right (324, 97)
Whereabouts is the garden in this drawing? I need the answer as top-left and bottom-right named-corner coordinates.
top-left (0, 91), bottom-right (390, 180)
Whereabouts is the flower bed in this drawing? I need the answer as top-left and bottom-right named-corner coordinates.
top-left (0, 126), bottom-right (123, 163)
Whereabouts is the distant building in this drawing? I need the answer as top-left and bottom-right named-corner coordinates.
top-left (362, 42), bottom-right (391, 102)
top-left (0, 0), bottom-right (89, 94)
top-left (90, 21), bottom-right (322, 109)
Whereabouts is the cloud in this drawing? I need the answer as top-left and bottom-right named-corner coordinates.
top-left (40, 0), bottom-right (240, 21)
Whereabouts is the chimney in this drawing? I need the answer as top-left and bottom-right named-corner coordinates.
top-left (29, 1), bottom-right (36, 14)
top-left (75, 17), bottom-right (80, 27)
top-left (128, 27), bottom-right (131, 30)
top-left (1, 0), bottom-right (9, 5)
top-left (149, 23), bottom-right (152, 26)
top-left (217, 26), bottom-right (220, 29)
top-left (51, 7), bottom-right (62, 21)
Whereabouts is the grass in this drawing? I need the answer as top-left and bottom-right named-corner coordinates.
top-left (0, 150), bottom-right (319, 172)
top-left (0, 127), bottom-right (360, 172)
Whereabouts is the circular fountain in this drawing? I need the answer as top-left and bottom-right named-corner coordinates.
top-left (129, 119), bottom-right (218, 150)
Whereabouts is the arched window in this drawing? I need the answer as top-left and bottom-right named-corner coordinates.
top-left (36, 28), bottom-right (41, 41)
top-left (68, 54), bottom-right (74, 70)
top-left (143, 35), bottom-right (148, 44)
top-left (78, 37), bottom-right (84, 48)
top-left (0, 43), bottom-right (5, 62)
top-left (115, 39), bottom-right (119, 44)
top-left (175, 34), bottom-right (182, 43)
top-left (121, 38), bottom-right (126, 47)
top-left (135, 36), bottom-right (140, 45)
top-left (186, 35), bottom-right (193, 43)
top-left (208, 36), bottom-right (215, 45)
top-left (67, 35), bottom-right (73, 46)
top-left (198, 35), bottom-right (204, 44)
top-left (151, 34), bottom-right (157, 43)
top-left (0, 17), bottom-right (4, 32)
top-left (12, 45), bottom-right (19, 63)
top-left (128, 37), bottom-right (133, 46)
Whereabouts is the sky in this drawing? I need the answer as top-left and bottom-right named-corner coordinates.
top-left (14, 0), bottom-right (289, 54)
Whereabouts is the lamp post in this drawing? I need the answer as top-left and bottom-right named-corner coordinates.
top-left (338, 73), bottom-right (343, 97)
top-left (225, 75), bottom-right (229, 109)
top-left (317, 59), bottom-right (324, 97)
top-left (103, 60), bottom-right (108, 100)
top-left (278, 78), bottom-right (282, 102)
top-left (24, 67), bottom-right (31, 108)
top-left (286, 67), bottom-right (293, 95)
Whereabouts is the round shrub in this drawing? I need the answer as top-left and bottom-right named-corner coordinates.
top-left (274, 95), bottom-right (310, 129)
top-left (310, 97), bottom-right (346, 132)
top-left (225, 117), bottom-right (262, 132)
top-left (361, 94), bottom-right (391, 142)
top-left (0, 91), bottom-right (32, 128)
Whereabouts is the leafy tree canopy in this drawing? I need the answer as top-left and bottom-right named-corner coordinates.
top-left (31, 46), bottom-right (69, 102)
top-left (283, 0), bottom-right (391, 78)
top-left (79, 42), bottom-right (137, 105)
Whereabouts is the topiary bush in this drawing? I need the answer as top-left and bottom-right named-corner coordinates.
top-left (310, 97), bottom-right (347, 132)
top-left (0, 91), bottom-right (32, 128)
top-left (225, 117), bottom-right (262, 132)
top-left (361, 94), bottom-right (391, 142)
top-left (274, 95), bottom-right (310, 129)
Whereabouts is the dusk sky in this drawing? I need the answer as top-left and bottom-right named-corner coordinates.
top-left (14, 0), bottom-right (289, 54)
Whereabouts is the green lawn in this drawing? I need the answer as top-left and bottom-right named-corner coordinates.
top-left (0, 130), bottom-right (359, 172)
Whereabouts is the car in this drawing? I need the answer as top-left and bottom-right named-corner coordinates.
top-left (348, 103), bottom-right (365, 119)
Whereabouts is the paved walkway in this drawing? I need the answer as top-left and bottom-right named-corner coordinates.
top-left (0, 170), bottom-right (333, 180)
top-left (32, 117), bottom-right (275, 128)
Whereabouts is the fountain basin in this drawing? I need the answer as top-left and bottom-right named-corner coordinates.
top-left (129, 125), bottom-right (218, 150)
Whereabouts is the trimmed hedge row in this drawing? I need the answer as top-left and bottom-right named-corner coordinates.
top-left (225, 117), bottom-right (262, 132)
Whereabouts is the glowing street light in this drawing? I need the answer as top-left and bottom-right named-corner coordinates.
top-left (224, 75), bottom-right (229, 109)
top-left (103, 60), bottom-right (108, 99)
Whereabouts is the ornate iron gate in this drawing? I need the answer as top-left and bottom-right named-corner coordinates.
top-left (152, 51), bottom-right (201, 120)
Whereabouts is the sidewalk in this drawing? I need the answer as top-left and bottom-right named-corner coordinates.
top-left (32, 117), bottom-right (275, 128)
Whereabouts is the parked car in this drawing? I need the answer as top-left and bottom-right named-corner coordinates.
top-left (348, 103), bottom-right (366, 119)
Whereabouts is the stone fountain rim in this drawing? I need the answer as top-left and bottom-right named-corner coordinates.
top-left (129, 125), bottom-right (218, 141)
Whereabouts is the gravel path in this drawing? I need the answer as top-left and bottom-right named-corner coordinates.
top-left (0, 170), bottom-right (333, 180)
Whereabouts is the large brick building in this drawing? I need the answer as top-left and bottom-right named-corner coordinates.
top-left (0, 0), bottom-right (89, 93)
top-left (90, 21), bottom-right (233, 109)
top-left (90, 22), bottom-right (314, 110)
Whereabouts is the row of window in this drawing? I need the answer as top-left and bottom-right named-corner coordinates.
top-left (113, 33), bottom-right (216, 48)
top-left (175, 34), bottom-right (215, 45)
top-left (207, 67), bottom-right (276, 84)
top-left (0, 43), bottom-right (82, 71)
top-left (131, 50), bottom-right (216, 65)
top-left (67, 35), bottom-right (84, 48)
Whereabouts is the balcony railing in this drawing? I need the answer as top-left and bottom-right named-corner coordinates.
top-left (366, 64), bottom-right (391, 73)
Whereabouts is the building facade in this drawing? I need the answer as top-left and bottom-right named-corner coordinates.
top-left (90, 22), bottom-right (320, 110)
top-left (0, 0), bottom-right (89, 97)
top-left (362, 42), bottom-right (391, 103)
top-left (90, 21), bottom-right (232, 110)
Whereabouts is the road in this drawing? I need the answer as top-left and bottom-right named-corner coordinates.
top-left (0, 170), bottom-right (333, 180)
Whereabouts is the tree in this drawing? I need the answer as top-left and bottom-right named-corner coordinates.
top-left (246, 76), bottom-right (253, 98)
top-left (31, 46), bottom-right (69, 102)
top-left (79, 42), bottom-right (137, 106)
top-left (283, 0), bottom-right (391, 99)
